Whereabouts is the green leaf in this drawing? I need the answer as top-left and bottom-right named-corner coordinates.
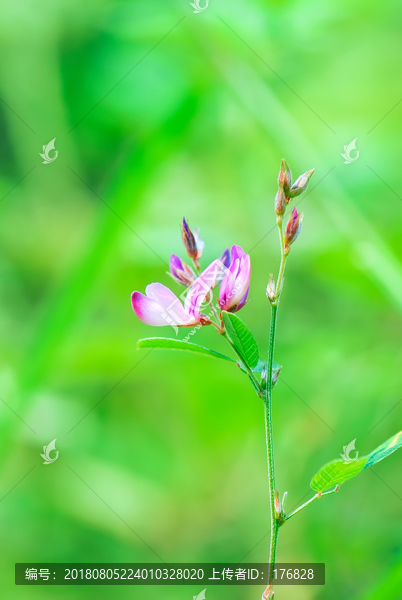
top-left (222, 311), bottom-right (259, 369)
top-left (364, 431), bottom-right (402, 469)
top-left (137, 337), bottom-right (236, 363)
top-left (310, 457), bottom-right (368, 492)
top-left (310, 430), bottom-right (402, 492)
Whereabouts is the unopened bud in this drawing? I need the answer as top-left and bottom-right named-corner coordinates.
top-left (284, 208), bottom-right (303, 252)
top-left (278, 158), bottom-right (292, 195)
top-left (274, 188), bottom-right (286, 217)
top-left (193, 228), bottom-right (205, 260)
top-left (262, 584), bottom-right (274, 599)
top-left (282, 491), bottom-right (288, 510)
top-left (181, 217), bottom-right (204, 262)
top-left (181, 217), bottom-right (197, 258)
top-left (274, 489), bottom-right (286, 524)
top-left (168, 254), bottom-right (196, 286)
top-left (287, 168), bottom-right (314, 198)
top-left (274, 489), bottom-right (281, 520)
top-left (266, 274), bottom-right (276, 302)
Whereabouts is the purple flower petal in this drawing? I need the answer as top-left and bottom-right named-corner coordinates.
top-left (132, 283), bottom-right (197, 327)
top-left (219, 248), bottom-right (231, 269)
top-left (218, 245), bottom-right (251, 312)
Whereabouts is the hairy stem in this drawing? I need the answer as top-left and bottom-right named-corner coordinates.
top-left (265, 303), bottom-right (278, 585)
top-left (265, 218), bottom-right (288, 588)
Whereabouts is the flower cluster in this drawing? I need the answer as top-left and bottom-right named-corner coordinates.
top-left (275, 159), bottom-right (314, 254)
top-left (131, 217), bottom-right (251, 330)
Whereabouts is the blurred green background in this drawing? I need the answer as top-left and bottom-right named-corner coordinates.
top-left (0, 0), bottom-right (401, 598)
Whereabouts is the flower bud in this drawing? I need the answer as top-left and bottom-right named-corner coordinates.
top-left (277, 158), bottom-right (292, 195)
top-left (266, 274), bottom-right (275, 302)
top-left (169, 254), bottom-right (196, 286)
top-left (284, 208), bottom-right (303, 251)
top-left (287, 168), bottom-right (314, 198)
top-left (274, 489), bottom-right (286, 524)
top-left (274, 489), bottom-right (281, 520)
top-left (274, 188), bottom-right (286, 217)
top-left (219, 248), bottom-right (231, 269)
top-left (181, 217), bottom-right (204, 262)
top-left (262, 584), bottom-right (274, 599)
top-left (193, 228), bottom-right (205, 260)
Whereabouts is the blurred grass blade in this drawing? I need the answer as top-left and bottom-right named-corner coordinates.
top-left (364, 431), bottom-right (402, 469)
top-left (222, 311), bottom-right (259, 369)
top-left (310, 457), bottom-right (368, 492)
top-left (138, 337), bottom-right (236, 362)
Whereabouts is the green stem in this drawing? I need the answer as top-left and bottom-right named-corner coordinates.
top-left (265, 218), bottom-right (287, 587)
top-left (273, 220), bottom-right (287, 304)
top-left (284, 487), bottom-right (339, 522)
top-left (265, 303), bottom-right (278, 585)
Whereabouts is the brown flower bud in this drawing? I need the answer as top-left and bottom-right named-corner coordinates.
top-left (287, 168), bottom-right (314, 198)
top-left (181, 217), bottom-right (197, 259)
top-left (181, 218), bottom-right (205, 264)
top-left (262, 584), bottom-right (274, 599)
top-left (284, 208), bottom-right (303, 252)
top-left (277, 159), bottom-right (292, 195)
top-left (274, 188), bottom-right (286, 216)
top-left (266, 274), bottom-right (276, 302)
top-left (274, 489), bottom-right (281, 520)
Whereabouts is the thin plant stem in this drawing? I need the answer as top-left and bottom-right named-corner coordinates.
top-left (265, 218), bottom-right (287, 588)
top-left (284, 487), bottom-right (339, 522)
top-left (265, 303), bottom-right (278, 586)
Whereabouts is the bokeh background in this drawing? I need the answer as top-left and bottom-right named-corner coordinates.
top-left (0, 0), bottom-right (401, 598)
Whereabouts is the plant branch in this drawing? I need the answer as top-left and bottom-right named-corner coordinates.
top-left (284, 486), bottom-right (340, 522)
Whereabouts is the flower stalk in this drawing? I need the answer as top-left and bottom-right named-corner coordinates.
top-left (131, 159), bottom-right (315, 600)
top-left (263, 160), bottom-right (313, 595)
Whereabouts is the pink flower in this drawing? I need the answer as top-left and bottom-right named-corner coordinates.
top-left (218, 245), bottom-right (250, 312)
top-left (132, 259), bottom-right (224, 328)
